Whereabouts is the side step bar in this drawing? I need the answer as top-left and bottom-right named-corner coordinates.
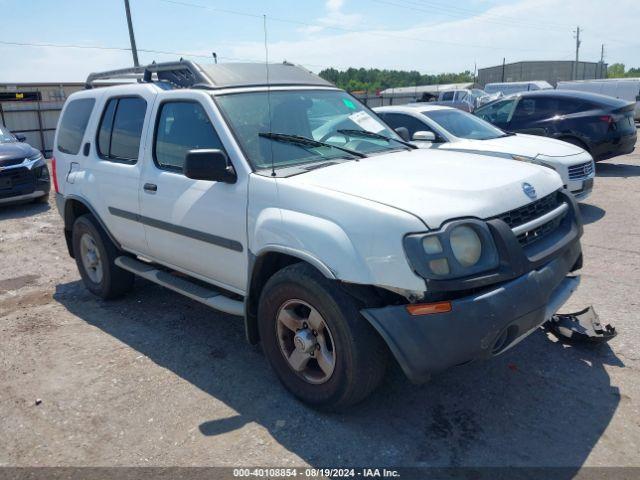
top-left (115, 256), bottom-right (244, 317)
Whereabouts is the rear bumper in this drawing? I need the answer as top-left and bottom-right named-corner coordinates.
top-left (361, 239), bottom-right (581, 383)
top-left (592, 132), bottom-right (636, 160)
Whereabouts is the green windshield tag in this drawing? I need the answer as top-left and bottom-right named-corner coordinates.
top-left (343, 98), bottom-right (356, 110)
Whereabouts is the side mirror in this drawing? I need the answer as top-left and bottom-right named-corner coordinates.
top-left (394, 127), bottom-right (410, 142)
top-left (412, 131), bottom-right (436, 142)
top-left (184, 149), bottom-right (236, 183)
top-left (15, 134), bottom-right (26, 142)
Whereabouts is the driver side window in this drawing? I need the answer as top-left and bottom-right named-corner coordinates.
top-left (379, 113), bottom-right (432, 139)
top-left (154, 101), bottom-right (225, 173)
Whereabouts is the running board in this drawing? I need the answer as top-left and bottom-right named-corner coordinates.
top-left (115, 256), bottom-right (244, 317)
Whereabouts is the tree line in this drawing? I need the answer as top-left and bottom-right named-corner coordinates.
top-left (318, 64), bottom-right (640, 93)
top-left (318, 67), bottom-right (474, 93)
top-left (607, 63), bottom-right (640, 79)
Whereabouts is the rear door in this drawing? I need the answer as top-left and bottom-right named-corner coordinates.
top-left (83, 88), bottom-right (156, 254)
top-left (508, 96), bottom-right (557, 135)
top-left (138, 91), bottom-right (248, 295)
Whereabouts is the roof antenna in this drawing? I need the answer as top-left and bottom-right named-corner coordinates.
top-left (263, 14), bottom-right (276, 177)
top-left (212, 52), bottom-right (217, 64)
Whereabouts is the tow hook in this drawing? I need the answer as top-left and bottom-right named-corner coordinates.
top-left (544, 306), bottom-right (617, 344)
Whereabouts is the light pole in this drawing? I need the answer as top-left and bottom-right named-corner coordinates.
top-left (124, 0), bottom-right (140, 67)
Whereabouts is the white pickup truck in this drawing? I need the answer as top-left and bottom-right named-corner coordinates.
top-left (53, 61), bottom-right (584, 410)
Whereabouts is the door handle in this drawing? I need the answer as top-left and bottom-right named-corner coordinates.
top-left (143, 183), bottom-right (158, 192)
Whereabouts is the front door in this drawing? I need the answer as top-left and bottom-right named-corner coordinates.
top-left (139, 92), bottom-right (248, 295)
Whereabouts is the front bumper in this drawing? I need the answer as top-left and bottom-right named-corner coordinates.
top-left (363, 190), bottom-right (584, 383)
top-left (362, 239), bottom-right (581, 383)
top-left (0, 164), bottom-right (50, 205)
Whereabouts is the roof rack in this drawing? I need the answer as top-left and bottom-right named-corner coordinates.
top-left (85, 60), bottom-right (211, 89)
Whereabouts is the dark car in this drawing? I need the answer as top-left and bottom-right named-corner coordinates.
top-left (0, 125), bottom-right (50, 205)
top-left (474, 90), bottom-right (637, 161)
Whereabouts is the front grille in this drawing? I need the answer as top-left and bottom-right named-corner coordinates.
top-left (568, 161), bottom-right (594, 180)
top-left (516, 215), bottom-right (565, 247)
top-left (495, 191), bottom-right (560, 229)
top-left (0, 167), bottom-right (34, 188)
top-left (0, 157), bottom-right (26, 168)
top-left (493, 191), bottom-right (565, 247)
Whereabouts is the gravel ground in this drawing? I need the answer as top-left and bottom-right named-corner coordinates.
top-left (1, 139), bottom-right (639, 471)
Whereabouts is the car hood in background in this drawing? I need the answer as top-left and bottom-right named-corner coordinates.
top-left (285, 149), bottom-right (562, 228)
top-left (448, 133), bottom-right (590, 164)
top-left (0, 142), bottom-right (39, 163)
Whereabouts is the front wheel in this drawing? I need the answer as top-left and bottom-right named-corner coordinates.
top-left (258, 263), bottom-right (387, 410)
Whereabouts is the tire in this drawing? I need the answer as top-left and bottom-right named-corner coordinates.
top-left (258, 262), bottom-right (387, 410)
top-left (72, 214), bottom-right (134, 299)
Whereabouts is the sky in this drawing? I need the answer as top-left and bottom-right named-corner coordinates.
top-left (0, 0), bottom-right (638, 82)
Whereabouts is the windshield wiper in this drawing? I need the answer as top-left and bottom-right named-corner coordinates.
top-left (259, 132), bottom-right (367, 159)
top-left (337, 129), bottom-right (417, 149)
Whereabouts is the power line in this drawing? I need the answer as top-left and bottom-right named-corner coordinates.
top-left (157, 0), bottom-right (572, 54)
top-left (371, 0), bottom-right (573, 33)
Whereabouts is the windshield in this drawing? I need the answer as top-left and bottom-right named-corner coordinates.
top-left (0, 126), bottom-right (17, 143)
top-left (475, 98), bottom-right (517, 124)
top-left (423, 108), bottom-right (506, 140)
top-left (214, 89), bottom-right (403, 172)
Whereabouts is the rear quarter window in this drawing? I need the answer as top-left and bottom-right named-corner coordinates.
top-left (57, 98), bottom-right (96, 154)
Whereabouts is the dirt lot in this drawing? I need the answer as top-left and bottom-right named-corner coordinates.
top-left (1, 139), bottom-right (639, 471)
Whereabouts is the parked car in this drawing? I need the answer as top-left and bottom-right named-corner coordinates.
top-left (427, 88), bottom-right (488, 112)
top-left (0, 124), bottom-right (49, 205)
top-left (375, 104), bottom-right (596, 200)
top-left (484, 81), bottom-right (553, 96)
top-left (53, 61), bottom-right (583, 409)
top-left (474, 90), bottom-right (637, 161)
top-left (557, 78), bottom-right (640, 121)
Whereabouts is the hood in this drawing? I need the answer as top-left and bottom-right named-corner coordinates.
top-left (0, 142), bottom-right (39, 163)
top-left (285, 149), bottom-right (562, 228)
top-left (451, 133), bottom-right (585, 160)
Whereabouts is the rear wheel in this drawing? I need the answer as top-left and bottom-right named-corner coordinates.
top-left (258, 263), bottom-right (387, 410)
top-left (72, 214), bottom-right (134, 299)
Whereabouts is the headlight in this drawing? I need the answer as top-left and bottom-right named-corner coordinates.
top-left (28, 153), bottom-right (44, 161)
top-left (404, 220), bottom-right (499, 280)
top-left (450, 225), bottom-right (482, 267)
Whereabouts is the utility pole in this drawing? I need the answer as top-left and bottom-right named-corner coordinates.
top-left (501, 57), bottom-right (506, 82)
top-left (573, 26), bottom-right (581, 80)
top-left (600, 44), bottom-right (605, 78)
top-left (124, 0), bottom-right (140, 67)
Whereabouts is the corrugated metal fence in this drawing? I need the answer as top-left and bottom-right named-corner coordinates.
top-left (0, 101), bottom-right (63, 158)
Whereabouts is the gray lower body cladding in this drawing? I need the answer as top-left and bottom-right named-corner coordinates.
top-left (361, 238), bottom-right (582, 383)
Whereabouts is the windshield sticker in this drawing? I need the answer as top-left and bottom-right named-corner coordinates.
top-left (342, 98), bottom-right (356, 110)
top-left (348, 111), bottom-right (386, 133)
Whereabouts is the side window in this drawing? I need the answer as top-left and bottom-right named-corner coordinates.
top-left (154, 101), bottom-right (224, 172)
top-left (382, 113), bottom-right (432, 138)
top-left (441, 91), bottom-right (454, 101)
top-left (514, 97), bottom-right (558, 121)
top-left (557, 98), bottom-right (588, 114)
top-left (97, 97), bottom-right (147, 162)
top-left (57, 98), bottom-right (95, 154)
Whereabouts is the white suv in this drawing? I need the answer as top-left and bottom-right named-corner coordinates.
top-left (53, 61), bottom-right (584, 410)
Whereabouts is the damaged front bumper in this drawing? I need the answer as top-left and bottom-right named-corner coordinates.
top-left (361, 233), bottom-right (582, 384)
